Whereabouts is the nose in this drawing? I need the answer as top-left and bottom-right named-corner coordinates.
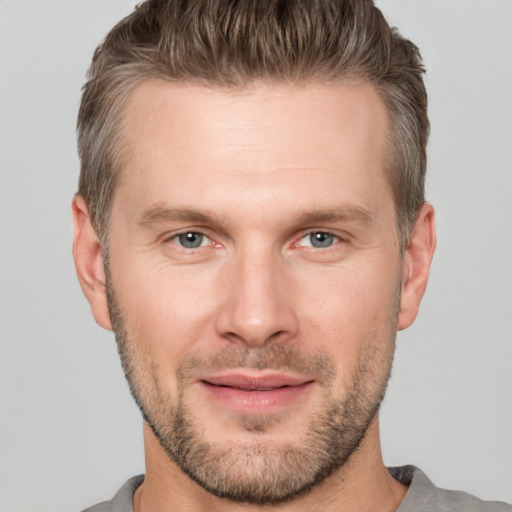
top-left (215, 248), bottom-right (299, 348)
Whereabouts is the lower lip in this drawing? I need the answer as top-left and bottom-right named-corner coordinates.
top-left (199, 381), bottom-right (314, 414)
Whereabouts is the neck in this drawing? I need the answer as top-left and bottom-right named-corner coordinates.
top-left (135, 416), bottom-right (407, 512)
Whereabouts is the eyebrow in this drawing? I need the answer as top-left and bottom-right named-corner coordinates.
top-left (293, 206), bottom-right (373, 227)
top-left (137, 204), bottom-right (373, 229)
top-left (138, 205), bottom-right (222, 227)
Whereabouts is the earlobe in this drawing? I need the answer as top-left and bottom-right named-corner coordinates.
top-left (397, 203), bottom-right (436, 331)
top-left (72, 195), bottom-right (113, 331)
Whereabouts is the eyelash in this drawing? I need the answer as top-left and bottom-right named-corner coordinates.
top-left (293, 230), bottom-right (343, 249)
top-left (165, 230), bottom-right (217, 250)
top-left (163, 229), bottom-right (344, 251)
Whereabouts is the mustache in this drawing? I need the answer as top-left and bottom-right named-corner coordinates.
top-left (176, 344), bottom-right (336, 385)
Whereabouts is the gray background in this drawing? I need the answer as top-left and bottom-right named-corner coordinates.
top-left (1, 1), bottom-right (511, 510)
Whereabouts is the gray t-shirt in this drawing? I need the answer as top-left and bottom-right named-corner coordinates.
top-left (81, 466), bottom-right (511, 512)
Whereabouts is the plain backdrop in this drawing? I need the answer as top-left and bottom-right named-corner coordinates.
top-left (1, 1), bottom-right (511, 511)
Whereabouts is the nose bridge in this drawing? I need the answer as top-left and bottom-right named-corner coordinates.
top-left (216, 242), bottom-right (297, 347)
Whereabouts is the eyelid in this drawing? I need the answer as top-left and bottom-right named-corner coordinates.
top-left (291, 229), bottom-right (345, 246)
top-left (162, 228), bottom-right (220, 248)
top-left (159, 227), bottom-right (348, 250)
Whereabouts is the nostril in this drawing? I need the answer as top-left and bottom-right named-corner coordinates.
top-left (214, 286), bottom-right (299, 348)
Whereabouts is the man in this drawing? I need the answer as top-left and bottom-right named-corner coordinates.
top-left (72, 1), bottom-right (510, 511)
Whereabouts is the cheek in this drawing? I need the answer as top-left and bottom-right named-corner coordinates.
top-left (110, 256), bottom-right (223, 372)
top-left (109, 242), bottom-right (400, 382)
top-left (294, 264), bottom-right (400, 371)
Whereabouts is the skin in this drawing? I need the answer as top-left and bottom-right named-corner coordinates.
top-left (73, 80), bottom-right (436, 512)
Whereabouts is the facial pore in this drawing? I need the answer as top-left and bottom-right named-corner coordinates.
top-left (106, 276), bottom-right (399, 505)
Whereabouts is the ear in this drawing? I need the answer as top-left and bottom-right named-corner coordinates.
top-left (72, 195), bottom-right (113, 331)
top-left (398, 203), bottom-right (436, 331)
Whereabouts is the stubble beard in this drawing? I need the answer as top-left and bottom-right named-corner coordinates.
top-left (106, 280), bottom-right (398, 506)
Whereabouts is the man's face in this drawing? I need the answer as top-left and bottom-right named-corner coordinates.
top-left (106, 81), bottom-right (403, 504)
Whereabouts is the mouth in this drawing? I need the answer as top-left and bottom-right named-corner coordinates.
top-left (198, 372), bottom-right (315, 413)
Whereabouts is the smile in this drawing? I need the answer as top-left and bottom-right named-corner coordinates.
top-left (214, 385), bottom-right (290, 391)
top-left (198, 372), bottom-right (315, 413)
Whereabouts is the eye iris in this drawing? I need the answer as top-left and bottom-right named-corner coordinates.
top-left (178, 232), bottom-right (203, 248)
top-left (310, 232), bottom-right (334, 248)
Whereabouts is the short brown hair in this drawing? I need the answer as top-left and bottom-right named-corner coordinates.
top-left (77, 0), bottom-right (428, 250)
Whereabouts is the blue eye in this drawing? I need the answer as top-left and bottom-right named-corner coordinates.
top-left (176, 232), bottom-right (206, 248)
top-left (310, 232), bottom-right (335, 248)
top-left (299, 231), bottom-right (338, 248)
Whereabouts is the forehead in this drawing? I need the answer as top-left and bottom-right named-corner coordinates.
top-left (121, 79), bottom-right (389, 162)
top-left (115, 80), bottom-right (391, 221)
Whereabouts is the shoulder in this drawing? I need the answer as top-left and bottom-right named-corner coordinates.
top-left (81, 502), bottom-right (110, 512)
top-left (390, 466), bottom-right (511, 512)
top-left (80, 475), bottom-right (144, 512)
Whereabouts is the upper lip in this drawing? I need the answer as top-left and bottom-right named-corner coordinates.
top-left (200, 372), bottom-right (313, 390)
